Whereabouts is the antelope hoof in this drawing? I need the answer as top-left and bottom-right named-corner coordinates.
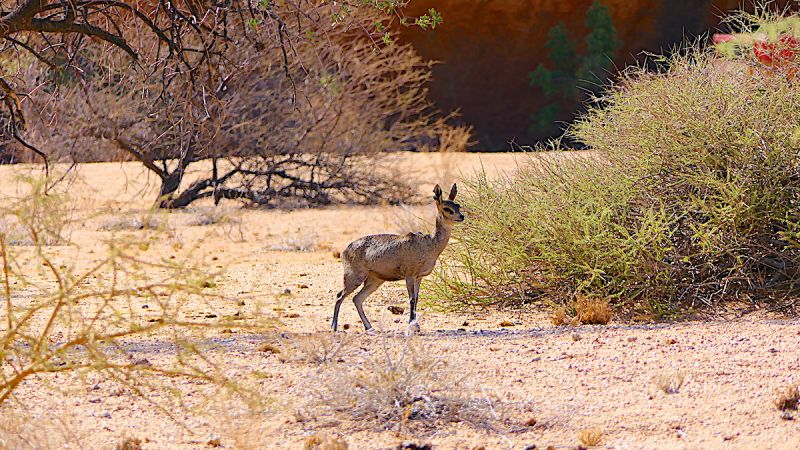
top-left (365, 327), bottom-right (378, 336)
top-left (407, 320), bottom-right (421, 335)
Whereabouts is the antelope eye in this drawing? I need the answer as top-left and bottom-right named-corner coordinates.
top-left (444, 208), bottom-right (453, 214)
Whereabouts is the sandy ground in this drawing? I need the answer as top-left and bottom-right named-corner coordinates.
top-left (1, 153), bottom-right (799, 450)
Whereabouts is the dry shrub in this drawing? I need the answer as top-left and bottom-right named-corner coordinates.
top-left (435, 10), bottom-right (800, 316)
top-left (279, 332), bottom-right (353, 364)
top-left (267, 234), bottom-right (320, 253)
top-left (114, 437), bottom-right (143, 450)
top-left (99, 213), bottom-right (167, 232)
top-left (185, 207), bottom-right (239, 227)
top-left (0, 179), bottom-right (268, 414)
top-left (579, 428), bottom-right (604, 447)
top-left (438, 125), bottom-right (474, 153)
top-left (307, 337), bottom-right (515, 432)
top-left (775, 384), bottom-right (800, 411)
top-left (304, 433), bottom-right (349, 450)
top-left (654, 372), bottom-right (685, 394)
top-left (550, 296), bottom-right (611, 326)
top-left (0, 177), bottom-right (70, 246)
top-left (575, 296), bottom-right (612, 325)
top-left (26, 3), bottom-right (463, 209)
top-left (0, 410), bottom-right (84, 449)
top-left (550, 306), bottom-right (577, 327)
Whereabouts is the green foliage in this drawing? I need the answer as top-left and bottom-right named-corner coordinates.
top-left (529, 1), bottom-right (620, 137)
top-left (579, 1), bottom-right (621, 90)
top-left (438, 32), bottom-right (800, 317)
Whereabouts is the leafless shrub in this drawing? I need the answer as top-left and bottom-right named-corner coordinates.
top-left (0, 410), bottom-right (84, 449)
top-left (579, 428), bottom-right (604, 447)
top-left (775, 384), bottom-right (800, 411)
top-left (0, 178), bottom-right (69, 246)
top-left (654, 372), bottom-right (685, 394)
top-left (23, 3), bottom-right (463, 209)
top-left (307, 337), bottom-right (514, 432)
top-left (0, 179), bottom-right (268, 415)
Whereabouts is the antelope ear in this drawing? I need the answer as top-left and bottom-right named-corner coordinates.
top-left (448, 183), bottom-right (458, 201)
top-left (433, 184), bottom-right (443, 203)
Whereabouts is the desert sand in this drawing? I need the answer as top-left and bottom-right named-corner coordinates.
top-left (1, 152), bottom-right (799, 450)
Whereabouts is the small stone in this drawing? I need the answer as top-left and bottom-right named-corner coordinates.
top-left (571, 333), bottom-right (582, 341)
top-left (99, 411), bottom-right (112, 419)
top-left (204, 313), bottom-right (217, 318)
top-left (285, 313), bottom-right (301, 318)
top-left (388, 305), bottom-right (404, 315)
top-left (282, 288), bottom-right (292, 295)
top-left (207, 436), bottom-right (222, 447)
top-left (343, 324), bottom-right (350, 330)
top-left (462, 321), bottom-right (469, 326)
top-left (499, 320), bottom-right (515, 327)
top-left (524, 417), bottom-right (537, 427)
top-left (133, 358), bottom-right (152, 367)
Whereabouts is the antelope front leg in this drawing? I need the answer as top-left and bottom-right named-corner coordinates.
top-left (406, 277), bottom-right (422, 333)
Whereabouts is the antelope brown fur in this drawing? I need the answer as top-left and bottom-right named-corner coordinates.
top-left (331, 183), bottom-right (464, 331)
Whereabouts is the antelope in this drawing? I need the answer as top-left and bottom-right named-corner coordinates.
top-left (331, 183), bottom-right (464, 332)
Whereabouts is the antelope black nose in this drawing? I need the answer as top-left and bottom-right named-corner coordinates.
top-left (457, 214), bottom-right (465, 222)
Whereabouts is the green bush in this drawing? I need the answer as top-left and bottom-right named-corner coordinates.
top-left (435, 25), bottom-right (800, 317)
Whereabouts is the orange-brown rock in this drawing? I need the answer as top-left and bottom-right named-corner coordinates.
top-left (401, 0), bottom-right (792, 149)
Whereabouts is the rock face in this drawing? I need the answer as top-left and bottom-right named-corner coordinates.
top-left (400, 0), bottom-right (784, 149)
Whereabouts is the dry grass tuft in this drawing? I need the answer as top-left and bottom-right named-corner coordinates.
top-left (579, 428), bottom-right (604, 447)
top-left (268, 234), bottom-right (319, 252)
top-left (575, 296), bottom-right (612, 325)
top-left (654, 371), bottom-right (685, 394)
top-left (100, 213), bottom-right (167, 231)
top-left (550, 306), bottom-right (577, 326)
top-left (308, 338), bottom-right (514, 432)
top-left (550, 296), bottom-right (611, 326)
top-left (115, 437), bottom-right (144, 450)
top-left (775, 385), bottom-right (800, 411)
top-left (304, 433), bottom-right (349, 450)
top-left (256, 343), bottom-right (281, 354)
top-left (185, 206), bottom-right (240, 226)
top-left (280, 332), bottom-right (353, 364)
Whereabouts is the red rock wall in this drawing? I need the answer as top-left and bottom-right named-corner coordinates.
top-left (401, 0), bottom-right (791, 149)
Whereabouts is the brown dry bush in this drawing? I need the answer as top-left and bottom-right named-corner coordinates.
top-left (575, 296), bottom-right (612, 325)
top-left (578, 428), bottom-right (604, 447)
top-left (774, 384), bottom-right (800, 411)
top-left (550, 296), bottom-right (612, 326)
top-left (21, 3), bottom-right (462, 209)
top-left (0, 179), bottom-right (269, 415)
